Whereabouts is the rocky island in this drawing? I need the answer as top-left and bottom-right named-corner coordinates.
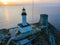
top-left (0, 8), bottom-right (59, 45)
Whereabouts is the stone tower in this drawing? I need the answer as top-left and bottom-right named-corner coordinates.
top-left (40, 14), bottom-right (48, 27)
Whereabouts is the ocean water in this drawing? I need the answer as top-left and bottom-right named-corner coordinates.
top-left (0, 4), bottom-right (60, 30)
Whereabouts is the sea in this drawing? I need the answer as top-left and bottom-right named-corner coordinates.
top-left (0, 4), bottom-right (60, 30)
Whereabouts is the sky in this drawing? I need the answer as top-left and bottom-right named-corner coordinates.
top-left (0, 0), bottom-right (60, 5)
top-left (0, 0), bottom-right (60, 30)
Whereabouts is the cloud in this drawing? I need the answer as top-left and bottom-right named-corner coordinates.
top-left (0, 0), bottom-right (60, 4)
top-left (34, 0), bottom-right (60, 4)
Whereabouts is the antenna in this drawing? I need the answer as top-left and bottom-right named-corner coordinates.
top-left (22, 0), bottom-right (34, 24)
top-left (21, 0), bottom-right (25, 9)
top-left (32, 0), bottom-right (34, 24)
top-left (22, 0), bottom-right (24, 8)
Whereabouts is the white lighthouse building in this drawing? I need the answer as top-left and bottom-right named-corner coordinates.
top-left (18, 8), bottom-right (32, 33)
top-left (21, 8), bottom-right (27, 26)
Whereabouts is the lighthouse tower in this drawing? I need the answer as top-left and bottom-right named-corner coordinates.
top-left (18, 8), bottom-right (32, 33)
top-left (22, 8), bottom-right (27, 26)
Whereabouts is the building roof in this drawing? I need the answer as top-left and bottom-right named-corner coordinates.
top-left (21, 8), bottom-right (27, 15)
top-left (40, 14), bottom-right (48, 17)
top-left (22, 8), bottom-right (25, 11)
top-left (18, 23), bottom-right (30, 28)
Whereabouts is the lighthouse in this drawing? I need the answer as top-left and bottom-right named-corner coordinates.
top-left (18, 8), bottom-right (32, 33)
top-left (21, 8), bottom-right (27, 26)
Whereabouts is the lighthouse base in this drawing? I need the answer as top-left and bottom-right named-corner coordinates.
top-left (18, 23), bottom-right (32, 33)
